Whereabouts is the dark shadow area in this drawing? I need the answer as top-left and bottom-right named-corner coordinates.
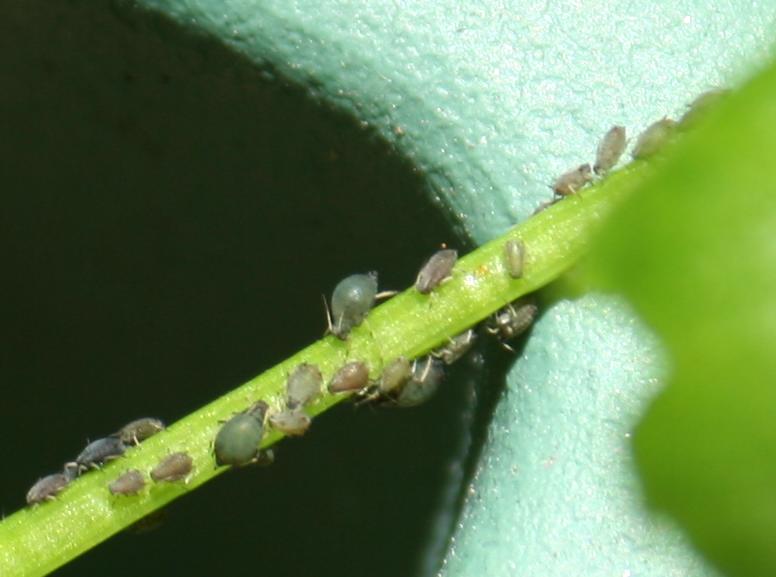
top-left (0, 2), bottom-right (496, 577)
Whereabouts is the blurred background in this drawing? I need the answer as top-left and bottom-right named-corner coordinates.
top-left (0, 3), bottom-right (517, 575)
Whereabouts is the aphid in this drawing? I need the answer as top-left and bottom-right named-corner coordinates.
top-left (269, 409), bottom-right (311, 436)
top-left (593, 125), bottom-right (627, 175)
top-left (631, 118), bottom-right (677, 159)
top-left (377, 356), bottom-right (413, 396)
top-left (432, 329), bottom-right (477, 365)
top-left (213, 401), bottom-right (268, 467)
top-left (328, 361), bottom-right (370, 393)
top-left (503, 239), bottom-right (526, 279)
top-left (26, 473), bottom-right (70, 505)
top-left (415, 248), bottom-right (457, 294)
top-left (487, 299), bottom-right (539, 346)
top-left (150, 452), bottom-right (193, 483)
top-left (286, 363), bottom-right (322, 410)
top-left (116, 418), bottom-right (165, 446)
top-left (680, 89), bottom-right (729, 128)
top-left (328, 273), bottom-right (379, 339)
top-left (552, 164), bottom-right (593, 196)
top-left (74, 436), bottom-right (126, 472)
top-left (395, 357), bottom-right (445, 407)
top-left (109, 469), bottom-right (146, 496)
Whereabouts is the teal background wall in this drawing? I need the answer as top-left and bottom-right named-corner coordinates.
top-left (2, 1), bottom-right (775, 576)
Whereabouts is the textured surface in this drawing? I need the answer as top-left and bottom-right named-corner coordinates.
top-left (138, 0), bottom-right (775, 241)
top-left (441, 297), bottom-right (719, 577)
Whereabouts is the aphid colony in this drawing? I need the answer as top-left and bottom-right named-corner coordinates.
top-left (26, 238), bottom-right (540, 505)
top-left (550, 88), bottom-right (728, 200)
top-left (26, 417), bottom-right (167, 504)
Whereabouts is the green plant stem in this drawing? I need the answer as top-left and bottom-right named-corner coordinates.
top-left (0, 163), bottom-right (647, 577)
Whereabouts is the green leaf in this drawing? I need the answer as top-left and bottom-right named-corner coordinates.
top-left (592, 60), bottom-right (776, 577)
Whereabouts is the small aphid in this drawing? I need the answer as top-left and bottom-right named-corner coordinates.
top-left (328, 361), bottom-right (370, 393)
top-left (631, 118), bottom-right (677, 159)
top-left (269, 409), bottom-right (311, 436)
top-left (395, 357), bottom-right (445, 407)
top-left (503, 239), bottom-right (526, 279)
top-left (377, 356), bottom-right (413, 396)
top-left (150, 452), bottom-right (193, 483)
top-left (432, 329), bottom-right (477, 365)
top-left (286, 363), bottom-right (322, 410)
top-left (680, 89), bottom-right (729, 128)
top-left (109, 469), bottom-right (146, 496)
top-left (26, 473), bottom-right (70, 505)
top-left (213, 402), bottom-right (268, 467)
top-left (487, 299), bottom-right (539, 344)
top-left (415, 248), bottom-right (457, 294)
top-left (594, 125), bottom-right (627, 175)
top-left (116, 418), bottom-right (165, 446)
top-left (552, 164), bottom-right (593, 196)
top-left (74, 436), bottom-right (126, 471)
top-left (329, 273), bottom-right (379, 339)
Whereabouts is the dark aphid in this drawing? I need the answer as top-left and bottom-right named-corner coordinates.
top-left (631, 118), bottom-right (677, 159)
top-left (415, 248), bottom-right (457, 294)
top-left (329, 273), bottom-right (379, 339)
top-left (150, 452), bottom-right (193, 483)
top-left (109, 469), bottom-right (146, 496)
top-left (395, 357), bottom-right (445, 407)
top-left (26, 473), bottom-right (70, 505)
top-left (127, 509), bottom-right (168, 534)
top-left (487, 298), bottom-right (539, 345)
top-left (552, 164), bottom-right (593, 196)
top-left (594, 125), bottom-right (627, 175)
top-left (116, 418), bottom-right (165, 446)
top-left (377, 356), bottom-right (413, 396)
top-left (503, 239), bottom-right (526, 279)
top-left (75, 436), bottom-right (126, 472)
top-left (269, 409), bottom-right (311, 436)
top-left (328, 361), bottom-right (370, 393)
top-left (213, 402), bottom-right (268, 467)
top-left (680, 89), bottom-right (729, 128)
top-left (286, 363), bottom-right (322, 410)
top-left (432, 329), bottom-right (477, 365)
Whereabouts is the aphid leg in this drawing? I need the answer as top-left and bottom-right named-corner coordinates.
top-left (375, 290), bottom-right (398, 301)
top-left (322, 294), bottom-right (334, 335)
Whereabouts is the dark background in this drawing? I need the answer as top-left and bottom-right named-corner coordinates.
top-left (0, 2), bottom-right (513, 576)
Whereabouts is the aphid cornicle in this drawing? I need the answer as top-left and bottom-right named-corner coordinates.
top-left (432, 329), bottom-right (477, 365)
top-left (26, 473), bottom-right (70, 505)
top-left (631, 118), bottom-right (677, 159)
top-left (328, 361), bottom-right (370, 394)
top-left (503, 239), bottom-right (525, 279)
top-left (74, 436), bottom-right (126, 472)
top-left (150, 452), bottom-right (193, 483)
top-left (552, 164), bottom-right (593, 196)
top-left (116, 418), bottom-right (165, 446)
top-left (329, 273), bottom-right (379, 339)
top-left (395, 357), bottom-right (445, 407)
top-left (416, 248), bottom-right (457, 294)
top-left (594, 125), bottom-right (627, 175)
top-left (285, 363), bottom-right (322, 410)
top-left (214, 401), bottom-right (268, 467)
top-left (109, 469), bottom-right (146, 496)
top-left (269, 409), bottom-right (311, 436)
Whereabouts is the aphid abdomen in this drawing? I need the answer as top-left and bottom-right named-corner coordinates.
top-left (328, 361), bottom-right (370, 393)
top-left (214, 412), bottom-right (265, 467)
top-left (109, 469), bottom-right (146, 496)
top-left (26, 473), bottom-right (70, 505)
top-left (503, 239), bottom-right (526, 279)
top-left (594, 125), bottom-right (627, 175)
top-left (415, 249), bottom-right (457, 294)
top-left (330, 273), bottom-right (379, 339)
top-left (150, 452), bottom-right (193, 482)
